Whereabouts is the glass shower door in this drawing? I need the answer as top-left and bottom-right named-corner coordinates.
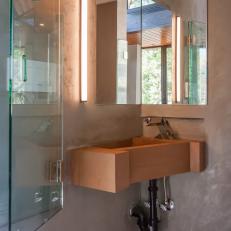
top-left (10, 0), bottom-right (63, 230)
top-left (0, 1), bottom-right (10, 231)
top-left (188, 21), bottom-right (207, 105)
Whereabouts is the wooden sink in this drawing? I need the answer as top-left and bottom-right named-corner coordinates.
top-left (70, 137), bottom-right (205, 193)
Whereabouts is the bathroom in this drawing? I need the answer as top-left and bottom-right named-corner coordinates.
top-left (0, 0), bottom-right (230, 231)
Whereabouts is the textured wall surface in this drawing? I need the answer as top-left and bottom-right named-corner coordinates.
top-left (40, 0), bottom-right (142, 231)
top-left (143, 1), bottom-right (231, 230)
top-left (41, 0), bottom-right (231, 231)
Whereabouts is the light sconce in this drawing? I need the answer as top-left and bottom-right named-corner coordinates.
top-left (81, 0), bottom-right (88, 102)
top-left (176, 16), bottom-right (181, 103)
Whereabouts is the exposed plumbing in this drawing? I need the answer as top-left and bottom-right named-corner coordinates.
top-left (130, 117), bottom-right (176, 231)
top-left (146, 117), bottom-right (176, 213)
top-left (148, 180), bottom-right (159, 231)
top-left (130, 204), bottom-right (149, 231)
top-left (159, 177), bottom-right (175, 212)
top-left (130, 180), bottom-right (159, 231)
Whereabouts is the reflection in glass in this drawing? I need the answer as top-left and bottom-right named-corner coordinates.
top-left (96, 0), bottom-right (207, 105)
top-left (141, 0), bottom-right (207, 105)
top-left (10, 0), bottom-right (63, 231)
top-left (167, 47), bottom-right (173, 104)
top-left (128, 0), bottom-right (154, 9)
top-left (141, 2), bottom-right (172, 104)
top-left (96, 0), bottom-right (142, 104)
top-left (188, 21), bottom-right (207, 105)
top-left (142, 48), bottom-right (162, 104)
top-left (0, 0), bottom-right (10, 230)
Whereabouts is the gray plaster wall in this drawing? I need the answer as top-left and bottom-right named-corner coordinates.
top-left (39, 0), bottom-right (142, 230)
top-left (143, 0), bottom-right (231, 230)
top-left (41, 0), bottom-right (231, 231)
top-left (161, 0), bottom-right (207, 22)
top-left (39, 104), bottom-right (142, 231)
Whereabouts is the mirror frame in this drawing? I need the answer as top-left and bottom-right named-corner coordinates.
top-left (91, 0), bottom-right (209, 119)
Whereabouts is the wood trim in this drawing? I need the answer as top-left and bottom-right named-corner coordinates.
top-left (127, 31), bottom-right (141, 45)
top-left (129, 141), bottom-right (190, 184)
top-left (190, 141), bottom-right (206, 172)
top-left (71, 148), bottom-right (130, 193)
top-left (71, 137), bottom-right (206, 193)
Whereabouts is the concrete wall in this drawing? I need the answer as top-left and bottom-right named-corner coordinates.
top-left (142, 0), bottom-right (231, 230)
top-left (160, 0), bottom-right (207, 22)
top-left (41, 0), bottom-right (231, 231)
top-left (40, 1), bottom-right (142, 231)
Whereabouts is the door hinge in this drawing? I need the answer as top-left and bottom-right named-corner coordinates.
top-left (48, 160), bottom-right (63, 183)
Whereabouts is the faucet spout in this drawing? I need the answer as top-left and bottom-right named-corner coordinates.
top-left (143, 117), bottom-right (178, 140)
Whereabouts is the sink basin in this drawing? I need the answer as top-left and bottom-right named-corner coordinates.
top-left (98, 137), bottom-right (170, 149)
top-left (71, 137), bottom-right (205, 193)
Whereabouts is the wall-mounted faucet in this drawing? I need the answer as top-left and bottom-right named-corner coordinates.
top-left (144, 117), bottom-right (178, 140)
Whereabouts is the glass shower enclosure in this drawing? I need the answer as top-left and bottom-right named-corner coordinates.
top-left (0, 0), bottom-right (63, 230)
top-left (0, 0), bottom-right (10, 230)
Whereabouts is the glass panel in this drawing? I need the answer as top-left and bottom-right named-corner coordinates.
top-left (96, 0), bottom-right (142, 104)
top-left (188, 21), bottom-right (207, 105)
top-left (10, 0), bottom-right (63, 230)
top-left (117, 0), bottom-right (142, 104)
top-left (0, 1), bottom-right (10, 230)
top-left (141, 0), bottom-right (207, 105)
top-left (117, 40), bottom-right (128, 104)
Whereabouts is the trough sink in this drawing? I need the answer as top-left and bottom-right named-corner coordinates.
top-left (71, 137), bottom-right (205, 193)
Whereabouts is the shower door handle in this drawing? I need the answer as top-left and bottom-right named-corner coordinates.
top-left (48, 160), bottom-right (63, 183)
top-left (22, 54), bottom-right (28, 82)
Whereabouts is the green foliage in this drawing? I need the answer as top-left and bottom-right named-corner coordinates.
top-left (166, 48), bottom-right (173, 103)
top-left (142, 48), bottom-right (162, 104)
top-left (129, 0), bottom-right (155, 9)
top-left (142, 47), bottom-right (173, 104)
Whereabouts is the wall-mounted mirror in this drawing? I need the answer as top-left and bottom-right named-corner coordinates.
top-left (95, 0), bottom-right (207, 105)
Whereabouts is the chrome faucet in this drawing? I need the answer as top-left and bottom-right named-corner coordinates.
top-left (144, 117), bottom-right (178, 140)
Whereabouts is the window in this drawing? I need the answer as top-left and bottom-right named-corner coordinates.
top-left (166, 47), bottom-right (172, 104)
top-left (142, 46), bottom-right (172, 104)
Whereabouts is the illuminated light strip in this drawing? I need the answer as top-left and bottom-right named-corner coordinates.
top-left (176, 16), bottom-right (181, 103)
top-left (81, 0), bottom-right (88, 102)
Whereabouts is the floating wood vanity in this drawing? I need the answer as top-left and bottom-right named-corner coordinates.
top-left (71, 137), bottom-right (205, 193)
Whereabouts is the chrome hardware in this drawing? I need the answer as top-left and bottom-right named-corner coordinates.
top-left (159, 177), bottom-right (175, 212)
top-left (51, 191), bottom-right (60, 203)
top-left (34, 192), bottom-right (43, 203)
top-left (48, 160), bottom-right (63, 183)
top-left (143, 117), bottom-right (178, 139)
top-left (144, 117), bottom-right (161, 127)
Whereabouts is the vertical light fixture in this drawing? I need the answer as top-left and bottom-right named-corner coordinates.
top-left (81, 0), bottom-right (88, 102)
top-left (176, 16), bottom-right (181, 103)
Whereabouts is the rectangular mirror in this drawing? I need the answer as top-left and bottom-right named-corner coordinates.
top-left (95, 0), bottom-right (207, 105)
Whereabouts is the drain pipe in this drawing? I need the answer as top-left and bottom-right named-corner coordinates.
top-left (130, 179), bottom-right (159, 231)
top-left (130, 205), bottom-right (149, 231)
top-left (148, 179), bottom-right (158, 231)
